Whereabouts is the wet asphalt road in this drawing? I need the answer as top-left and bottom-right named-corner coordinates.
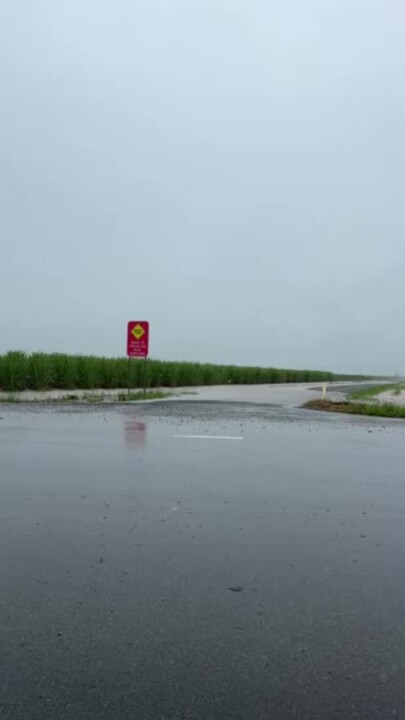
top-left (1, 401), bottom-right (405, 719)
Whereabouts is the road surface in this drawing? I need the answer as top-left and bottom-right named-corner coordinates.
top-left (1, 400), bottom-right (404, 719)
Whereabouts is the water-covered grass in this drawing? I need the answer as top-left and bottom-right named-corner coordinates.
top-left (304, 399), bottom-right (405, 419)
top-left (0, 350), bottom-right (370, 392)
top-left (117, 391), bottom-right (170, 402)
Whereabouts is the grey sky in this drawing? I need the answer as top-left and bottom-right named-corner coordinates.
top-left (1, 1), bottom-right (404, 374)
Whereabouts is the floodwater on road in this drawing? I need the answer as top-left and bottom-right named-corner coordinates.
top-left (1, 402), bottom-right (405, 719)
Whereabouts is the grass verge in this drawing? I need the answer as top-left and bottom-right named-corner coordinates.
top-left (304, 399), bottom-right (405, 419)
top-left (0, 391), bottom-right (170, 404)
top-left (349, 383), bottom-right (404, 400)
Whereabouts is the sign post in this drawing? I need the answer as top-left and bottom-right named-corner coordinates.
top-left (127, 321), bottom-right (150, 393)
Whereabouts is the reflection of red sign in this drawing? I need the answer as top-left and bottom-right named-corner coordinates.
top-left (124, 420), bottom-right (147, 450)
top-left (127, 321), bottom-right (149, 357)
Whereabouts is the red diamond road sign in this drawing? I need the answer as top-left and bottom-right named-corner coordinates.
top-left (127, 321), bottom-right (149, 357)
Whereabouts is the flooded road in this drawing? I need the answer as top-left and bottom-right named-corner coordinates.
top-left (1, 402), bottom-right (405, 719)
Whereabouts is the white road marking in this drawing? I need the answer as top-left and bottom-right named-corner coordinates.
top-left (174, 434), bottom-right (244, 441)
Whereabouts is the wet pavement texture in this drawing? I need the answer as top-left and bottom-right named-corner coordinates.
top-left (1, 402), bottom-right (405, 719)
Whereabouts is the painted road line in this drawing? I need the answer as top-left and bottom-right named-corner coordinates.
top-left (174, 435), bottom-right (244, 441)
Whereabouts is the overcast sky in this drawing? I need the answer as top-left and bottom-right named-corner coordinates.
top-left (1, 1), bottom-right (404, 374)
